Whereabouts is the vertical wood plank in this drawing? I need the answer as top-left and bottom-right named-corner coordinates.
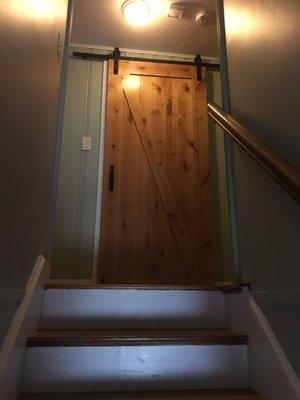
top-left (124, 89), bottom-right (199, 281)
top-left (98, 62), bottom-right (123, 283)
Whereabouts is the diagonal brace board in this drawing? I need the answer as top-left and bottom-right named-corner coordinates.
top-left (124, 88), bottom-right (200, 281)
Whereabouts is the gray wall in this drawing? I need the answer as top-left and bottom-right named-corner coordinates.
top-left (259, 300), bottom-right (300, 378)
top-left (0, 0), bottom-right (68, 289)
top-left (223, 0), bottom-right (300, 291)
top-left (51, 58), bottom-right (104, 279)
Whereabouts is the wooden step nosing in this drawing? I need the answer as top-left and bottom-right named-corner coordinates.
top-left (45, 284), bottom-right (224, 291)
top-left (18, 388), bottom-right (263, 399)
top-left (27, 339), bottom-right (248, 347)
top-left (44, 284), bottom-right (247, 293)
top-left (27, 331), bottom-right (248, 347)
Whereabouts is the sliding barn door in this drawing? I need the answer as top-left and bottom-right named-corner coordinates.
top-left (98, 60), bottom-right (214, 284)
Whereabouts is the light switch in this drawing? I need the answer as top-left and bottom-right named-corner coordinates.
top-left (82, 136), bottom-right (92, 151)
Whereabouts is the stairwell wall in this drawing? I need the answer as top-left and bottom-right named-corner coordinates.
top-left (0, 0), bottom-right (69, 290)
top-left (221, 0), bottom-right (300, 291)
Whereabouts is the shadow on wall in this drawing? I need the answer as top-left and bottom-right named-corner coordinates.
top-left (258, 300), bottom-right (300, 378)
top-left (223, 0), bottom-right (300, 291)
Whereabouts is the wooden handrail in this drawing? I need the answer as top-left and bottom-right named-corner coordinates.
top-left (207, 103), bottom-right (300, 204)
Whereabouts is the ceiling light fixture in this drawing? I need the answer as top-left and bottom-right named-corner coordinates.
top-left (122, 0), bottom-right (151, 26)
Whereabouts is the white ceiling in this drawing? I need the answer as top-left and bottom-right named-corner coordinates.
top-left (71, 0), bottom-right (219, 57)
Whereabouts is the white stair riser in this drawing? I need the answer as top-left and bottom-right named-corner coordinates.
top-left (41, 290), bottom-right (225, 329)
top-left (23, 345), bottom-right (248, 392)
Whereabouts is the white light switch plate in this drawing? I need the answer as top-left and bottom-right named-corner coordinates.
top-left (82, 136), bottom-right (92, 151)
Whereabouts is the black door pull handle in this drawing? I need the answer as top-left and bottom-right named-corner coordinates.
top-left (109, 165), bottom-right (115, 191)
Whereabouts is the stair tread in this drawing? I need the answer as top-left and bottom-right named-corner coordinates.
top-left (19, 389), bottom-right (264, 399)
top-left (27, 330), bottom-right (247, 347)
top-left (45, 284), bottom-right (222, 290)
top-left (44, 283), bottom-right (244, 293)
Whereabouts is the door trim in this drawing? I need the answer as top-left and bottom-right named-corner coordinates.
top-left (92, 60), bottom-right (109, 283)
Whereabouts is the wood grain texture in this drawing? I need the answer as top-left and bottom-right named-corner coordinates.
top-left (44, 283), bottom-right (244, 291)
top-left (124, 89), bottom-right (198, 281)
top-left (98, 60), bottom-right (214, 284)
top-left (27, 330), bottom-right (248, 347)
top-left (19, 389), bottom-right (264, 400)
top-left (44, 284), bottom-right (225, 290)
top-left (119, 60), bottom-right (197, 80)
top-left (98, 68), bottom-right (123, 283)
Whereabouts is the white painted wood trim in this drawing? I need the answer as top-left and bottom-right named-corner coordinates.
top-left (23, 345), bottom-right (248, 392)
top-left (247, 291), bottom-right (300, 392)
top-left (70, 43), bottom-right (220, 64)
top-left (92, 59), bottom-right (108, 283)
top-left (41, 289), bottom-right (225, 330)
top-left (225, 288), bottom-right (300, 400)
top-left (0, 255), bottom-right (49, 400)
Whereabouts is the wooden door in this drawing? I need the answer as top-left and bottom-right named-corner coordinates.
top-left (98, 60), bottom-right (215, 284)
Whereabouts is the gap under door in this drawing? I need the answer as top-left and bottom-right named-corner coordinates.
top-left (98, 60), bottom-right (215, 284)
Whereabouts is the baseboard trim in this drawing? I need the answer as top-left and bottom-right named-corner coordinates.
top-left (0, 255), bottom-right (49, 400)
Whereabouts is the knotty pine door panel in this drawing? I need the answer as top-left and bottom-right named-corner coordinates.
top-left (98, 60), bottom-right (214, 284)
